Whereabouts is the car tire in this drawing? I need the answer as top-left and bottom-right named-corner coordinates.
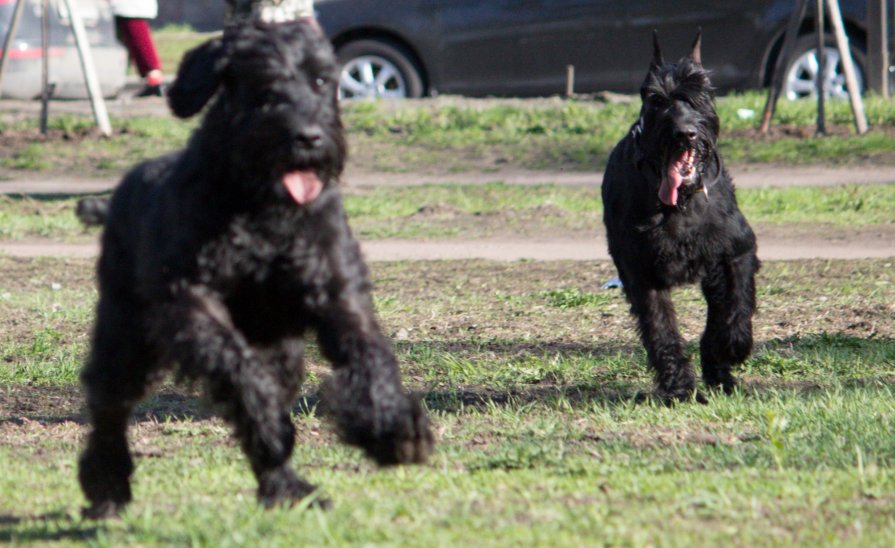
top-left (336, 39), bottom-right (425, 99)
top-left (782, 35), bottom-right (866, 100)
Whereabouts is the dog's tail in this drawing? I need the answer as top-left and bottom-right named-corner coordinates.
top-left (75, 198), bottom-right (110, 226)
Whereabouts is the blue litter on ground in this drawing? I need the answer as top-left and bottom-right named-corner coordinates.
top-left (601, 277), bottom-right (623, 290)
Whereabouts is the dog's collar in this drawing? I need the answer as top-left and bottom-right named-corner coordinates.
top-left (688, 148), bottom-right (725, 202)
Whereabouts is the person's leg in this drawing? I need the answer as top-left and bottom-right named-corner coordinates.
top-left (115, 17), bottom-right (164, 95)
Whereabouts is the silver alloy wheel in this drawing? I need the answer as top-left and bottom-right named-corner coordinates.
top-left (784, 47), bottom-right (863, 100)
top-left (338, 54), bottom-right (408, 99)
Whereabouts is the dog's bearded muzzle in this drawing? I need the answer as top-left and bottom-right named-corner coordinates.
top-left (238, 117), bottom-right (343, 205)
top-left (659, 140), bottom-right (711, 207)
top-left (278, 127), bottom-right (332, 204)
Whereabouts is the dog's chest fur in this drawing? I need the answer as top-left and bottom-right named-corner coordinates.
top-left (640, 203), bottom-right (721, 285)
top-left (165, 190), bottom-right (363, 340)
top-left (195, 191), bottom-right (350, 288)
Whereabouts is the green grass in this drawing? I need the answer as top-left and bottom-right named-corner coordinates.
top-left (714, 91), bottom-right (895, 129)
top-left (345, 92), bottom-right (895, 141)
top-left (344, 182), bottom-right (895, 228)
top-left (0, 195), bottom-right (93, 240)
top-left (1, 258), bottom-right (894, 544)
top-left (738, 184), bottom-right (895, 225)
top-left (152, 25), bottom-right (217, 76)
top-left (2, 388), bottom-right (895, 545)
top-left (722, 130), bottom-right (895, 166)
top-left (343, 93), bottom-right (895, 172)
top-left (0, 183), bottom-right (891, 242)
top-left (0, 114), bottom-right (197, 176)
top-left (2, 93), bottom-right (894, 177)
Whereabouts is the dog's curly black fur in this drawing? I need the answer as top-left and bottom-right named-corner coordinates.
top-left (76, 21), bottom-right (432, 519)
top-left (601, 32), bottom-right (760, 403)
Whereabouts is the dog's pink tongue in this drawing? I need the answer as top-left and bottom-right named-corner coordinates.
top-left (282, 171), bottom-right (322, 205)
top-left (659, 154), bottom-right (685, 206)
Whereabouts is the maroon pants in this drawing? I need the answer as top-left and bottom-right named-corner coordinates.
top-left (115, 17), bottom-right (162, 79)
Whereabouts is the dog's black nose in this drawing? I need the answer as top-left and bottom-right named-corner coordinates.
top-left (295, 126), bottom-right (324, 148)
top-left (675, 127), bottom-right (698, 142)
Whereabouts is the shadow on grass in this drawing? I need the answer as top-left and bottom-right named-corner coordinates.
top-left (423, 375), bottom-right (895, 412)
top-left (393, 338), bottom-right (644, 360)
top-left (0, 512), bottom-right (98, 543)
top-left (423, 383), bottom-right (650, 412)
top-left (1, 333), bottom-right (891, 424)
top-left (0, 191), bottom-right (111, 202)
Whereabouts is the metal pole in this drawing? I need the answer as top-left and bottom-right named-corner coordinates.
top-left (826, 0), bottom-right (868, 134)
top-left (40, 0), bottom-right (50, 135)
top-left (816, 0), bottom-right (826, 135)
top-left (62, 0), bottom-right (112, 136)
top-left (0, 0), bottom-right (27, 94)
top-left (761, 0), bottom-right (809, 133)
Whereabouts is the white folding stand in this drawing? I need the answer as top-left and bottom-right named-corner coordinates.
top-left (0, 0), bottom-right (112, 136)
top-left (62, 0), bottom-right (111, 135)
top-left (0, 0), bottom-right (27, 94)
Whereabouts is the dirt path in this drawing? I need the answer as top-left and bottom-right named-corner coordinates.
top-left (1, 166), bottom-right (893, 260)
top-left (2, 235), bottom-right (893, 262)
top-left (1, 164), bottom-right (893, 195)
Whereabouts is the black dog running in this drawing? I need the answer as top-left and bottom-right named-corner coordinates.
top-left (76, 20), bottom-right (433, 519)
top-left (602, 31), bottom-right (760, 403)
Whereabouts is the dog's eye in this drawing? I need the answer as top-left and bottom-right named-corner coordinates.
top-left (313, 77), bottom-right (327, 91)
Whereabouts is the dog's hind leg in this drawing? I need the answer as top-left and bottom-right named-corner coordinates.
top-left (79, 295), bottom-right (159, 519)
top-left (699, 251), bottom-right (760, 394)
top-left (315, 287), bottom-right (433, 466)
top-left (627, 284), bottom-right (702, 403)
top-left (155, 287), bottom-right (322, 508)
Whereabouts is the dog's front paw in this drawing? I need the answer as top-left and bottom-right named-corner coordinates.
top-left (258, 467), bottom-right (331, 510)
top-left (657, 387), bottom-right (708, 406)
top-left (703, 369), bottom-right (738, 395)
top-left (393, 397), bottom-right (434, 465)
top-left (367, 397), bottom-right (434, 466)
top-left (82, 500), bottom-right (126, 520)
top-left (78, 450), bottom-right (133, 520)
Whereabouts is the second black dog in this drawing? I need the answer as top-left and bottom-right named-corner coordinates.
top-left (601, 32), bottom-right (760, 403)
top-left (76, 20), bottom-right (432, 518)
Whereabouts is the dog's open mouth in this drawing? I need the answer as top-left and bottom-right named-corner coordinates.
top-left (282, 170), bottom-right (323, 205)
top-left (659, 149), bottom-right (698, 206)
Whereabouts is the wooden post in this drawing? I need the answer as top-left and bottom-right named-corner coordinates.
top-left (566, 65), bottom-right (575, 97)
top-left (867, 0), bottom-right (889, 97)
top-left (63, 0), bottom-right (112, 136)
top-left (826, 0), bottom-right (868, 134)
top-left (0, 0), bottom-right (27, 94)
top-left (761, 0), bottom-right (809, 133)
top-left (816, 0), bottom-right (827, 135)
top-left (40, 0), bottom-right (50, 135)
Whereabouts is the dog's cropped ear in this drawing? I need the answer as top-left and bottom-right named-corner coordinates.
top-left (650, 30), bottom-right (665, 71)
top-left (690, 29), bottom-right (703, 65)
top-left (167, 38), bottom-right (230, 119)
